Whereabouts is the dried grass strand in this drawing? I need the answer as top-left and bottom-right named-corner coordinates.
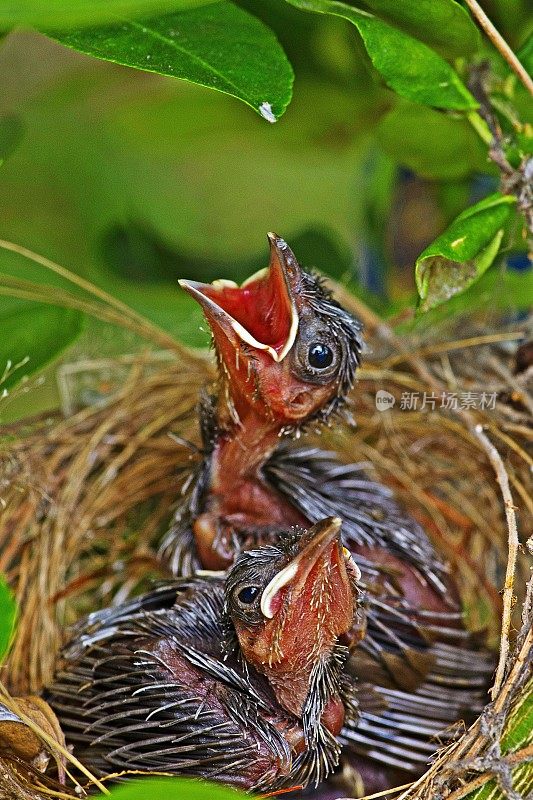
top-left (471, 425), bottom-right (520, 699)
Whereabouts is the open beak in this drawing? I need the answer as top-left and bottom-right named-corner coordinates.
top-left (179, 233), bottom-right (300, 363)
top-left (260, 516), bottom-right (360, 620)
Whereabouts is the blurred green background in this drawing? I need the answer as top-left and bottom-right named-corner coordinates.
top-left (0, 0), bottom-right (531, 421)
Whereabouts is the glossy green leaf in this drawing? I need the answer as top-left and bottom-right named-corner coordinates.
top-left (359, 0), bottom-right (481, 59)
top-left (398, 268), bottom-right (533, 337)
top-left (0, 115), bottom-right (23, 168)
top-left (0, 301), bottom-right (83, 391)
top-left (376, 100), bottom-right (489, 179)
top-left (50, 3), bottom-right (294, 121)
top-left (108, 777), bottom-right (246, 799)
top-left (286, 0), bottom-right (477, 109)
top-left (0, 0), bottom-right (213, 29)
top-left (415, 193), bottom-right (517, 312)
top-left (0, 575), bottom-right (16, 663)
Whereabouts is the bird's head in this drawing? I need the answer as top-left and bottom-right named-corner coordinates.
top-left (179, 234), bottom-right (363, 426)
top-left (223, 517), bottom-right (361, 716)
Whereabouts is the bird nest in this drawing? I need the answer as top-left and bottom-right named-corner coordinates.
top-left (0, 287), bottom-right (531, 800)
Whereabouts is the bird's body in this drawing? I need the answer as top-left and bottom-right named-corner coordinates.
top-left (48, 519), bottom-right (364, 792)
top-left (158, 234), bottom-right (494, 786)
top-left (164, 413), bottom-right (492, 781)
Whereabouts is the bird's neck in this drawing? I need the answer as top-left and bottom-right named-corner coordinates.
top-left (192, 392), bottom-right (304, 569)
top-left (266, 662), bottom-right (318, 717)
top-left (264, 655), bottom-right (346, 739)
top-left (212, 393), bottom-right (284, 485)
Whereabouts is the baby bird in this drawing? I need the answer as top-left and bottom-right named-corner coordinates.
top-left (47, 518), bottom-right (363, 792)
top-left (163, 232), bottom-right (444, 599)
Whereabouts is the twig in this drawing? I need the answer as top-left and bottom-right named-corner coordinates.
top-left (467, 63), bottom-right (533, 235)
top-left (382, 332), bottom-right (525, 368)
top-left (471, 425), bottom-right (520, 699)
top-left (444, 744), bottom-right (533, 800)
top-left (463, 0), bottom-right (533, 95)
top-left (488, 354), bottom-right (533, 418)
top-left (28, 787), bottom-right (77, 800)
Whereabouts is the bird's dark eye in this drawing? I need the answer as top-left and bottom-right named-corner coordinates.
top-left (308, 342), bottom-right (334, 369)
top-left (237, 586), bottom-right (260, 605)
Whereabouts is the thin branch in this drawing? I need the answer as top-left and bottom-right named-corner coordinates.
top-left (463, 0), bottom-right (533, 95)
top-left (382, 332), bottom-right (525, 368)
top-left (467, 63), bottom-right (533, 236)
top-left (471, 424), bottom-right (520, 700)
top-left (444, 744), bottom-right (533, 800)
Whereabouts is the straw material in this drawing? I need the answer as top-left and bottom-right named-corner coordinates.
top-left (0, 296), bottom-right (531, 800)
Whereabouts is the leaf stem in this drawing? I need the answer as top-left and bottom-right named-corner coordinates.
top-left (466, 110), bottom-right (493, 146)
top-left (462, 0), bottom-right (533, 95)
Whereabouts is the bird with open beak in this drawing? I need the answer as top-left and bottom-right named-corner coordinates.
top-left (163, 233), bottom-right (443, 588)
top-left (47, 518), bottom-right (364, 792)
top-left (164, 233), bottom-right (446, 606)
top-left (165, 233), bottom-right (363, 574)
top-left (159, 233), bottom-right (494, 788)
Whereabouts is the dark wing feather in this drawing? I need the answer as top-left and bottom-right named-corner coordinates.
top-left (341, 594), bottom-right (495, 773)
top-left (264, 444), bottom-right (447, 593)
top-left (47, 578), bottom-right (293, 790)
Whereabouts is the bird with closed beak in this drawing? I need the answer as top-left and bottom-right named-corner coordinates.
top-left (47, 518), bottom-right (366, 793)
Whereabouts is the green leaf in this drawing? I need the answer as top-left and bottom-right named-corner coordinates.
top-left (397, 267), bottom-right (533, 336)
top-left (0, 575), bottom-right (16, 663)
top-left (49, 2), bottom-right (294, 121)
top-left (0, 302), bottom-right (83, 391)
top-left (359, 0), bottom-right (481, 59)
top-left (0, 0), bottom-right (213, 29)
top-left (500, 677), bottom-right (533, 754)
top-left (376, 100), bottom-right (489, 179)
top-left (0, 114), bottom-right (23, 168)
top-left (415, 193), bottom-right (517, 312)
top-left (285, 0), bottom-right (477, 109)
top-left (108, 777), bottom-right (246, 799)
